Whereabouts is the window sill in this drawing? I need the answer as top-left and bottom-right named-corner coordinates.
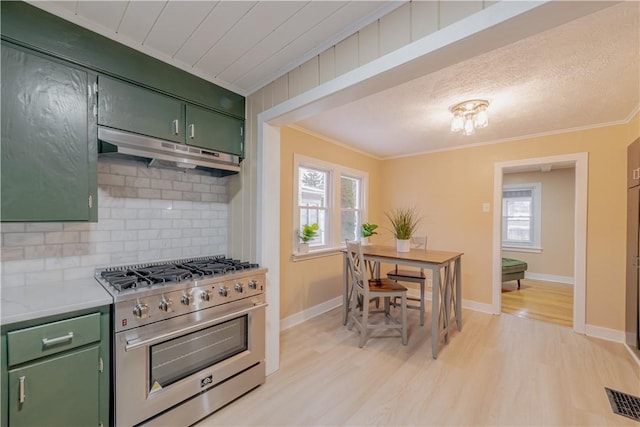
top-left (292, 246), bottom-right (343, 262)
top-left (502, 245), bottom-right (542, 254)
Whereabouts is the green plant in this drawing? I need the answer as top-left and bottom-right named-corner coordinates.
top-left (361, 223), bottom-right (378, 238)
top-left (298, 223), bottom-right (319, 243)
top-left (385, 207), bottom-right (421, 240)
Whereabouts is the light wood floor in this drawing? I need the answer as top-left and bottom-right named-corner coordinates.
top-left (195, 307), bottom-right (640, 426)
top-left (501, 278), bottom-right (574, 327)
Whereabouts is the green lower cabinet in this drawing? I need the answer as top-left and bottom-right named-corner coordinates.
top-left (186, 104), bottom-right (244, 157)
top-left (8, 346), bottom-right (100, 427)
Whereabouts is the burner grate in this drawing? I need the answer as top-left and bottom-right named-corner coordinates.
top-left (606, 387), bottom-right (640, 422)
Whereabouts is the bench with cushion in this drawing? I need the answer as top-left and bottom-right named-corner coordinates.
top-left (502, 258), bottom-right (528, 289)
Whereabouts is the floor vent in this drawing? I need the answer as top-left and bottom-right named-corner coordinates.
top-left (605, 387), bottom-right (640, 422)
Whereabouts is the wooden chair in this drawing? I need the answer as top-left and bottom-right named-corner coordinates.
top-left (387, 236), bottom-right (428, 326)
top-left (345, 240), bottom-right (408, 347)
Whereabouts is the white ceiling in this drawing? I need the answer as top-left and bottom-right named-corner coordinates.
top-left (295, 1), bottom-right (640, 158)
top-left (30, 1), bottom-right (639, 159)
top-left (29, 0), bottom-right (401, 96)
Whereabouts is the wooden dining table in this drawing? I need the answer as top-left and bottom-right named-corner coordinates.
top-left (342, 244), bottom-right (463, 359)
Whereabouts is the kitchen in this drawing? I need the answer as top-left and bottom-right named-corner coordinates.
top-left (2, 1), bottom-right (640, 426)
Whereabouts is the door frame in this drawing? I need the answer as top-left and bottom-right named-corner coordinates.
top-left (492, 153), bottom-right (588, 333)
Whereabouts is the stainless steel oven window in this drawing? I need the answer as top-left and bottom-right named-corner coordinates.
top-left (149, 315), bottom-right (248, 389)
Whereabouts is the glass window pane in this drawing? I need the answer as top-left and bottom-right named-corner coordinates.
top-left (340, 176), bottom-right (359, 209)
top-left (299, 167), bottom-right (327, 207)
top-left (341, 210), bottom-right (359, 242)
top-left (506, 218), bottom-right (531, 241)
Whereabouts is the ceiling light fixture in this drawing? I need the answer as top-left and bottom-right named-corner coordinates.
top-left (450, 99), bottom-right (490, 136)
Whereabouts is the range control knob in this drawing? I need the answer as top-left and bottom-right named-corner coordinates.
top-left (218, 286), bottom-right (229, 297)
top-left (200, 289), bottom-right (211, 302)
top-left (159, 297), bottom-right (173, 312)
top-left (234, 282), bottom-right (244, 293)
top-left (133, 303), bottom-right (149, 319)
top-left (248, 280), bottom-right (258, 290)
top-left (181, 294), bottom-right (192, 305)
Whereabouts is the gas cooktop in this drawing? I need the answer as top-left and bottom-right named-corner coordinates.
top-left (97, 256), bottom-right (260, 293)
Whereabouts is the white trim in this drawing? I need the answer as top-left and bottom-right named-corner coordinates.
top-left (585, 324), bottom-right (626, 343)
top-left (462, 299), bottom-right (496, 315)
top-left (502, 246), bottom-right (542, 254)
top-left (493, 153), bottom-right (588, 331)
top-left (280, 296), bottom-right (343, 331)
top-left (524, 272), bottom-right (574, 285)
top-left (260, 123), bottom-right (281, 375)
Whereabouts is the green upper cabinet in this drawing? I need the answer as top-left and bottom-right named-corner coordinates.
top-left (186, 104), bottom-right (244, 157)
top-left (98, 75), bottom-right (185, 144)
top-left (98, 75), bottom-right (245, 158)
top-left (1, 43), bottom-right (97, 222)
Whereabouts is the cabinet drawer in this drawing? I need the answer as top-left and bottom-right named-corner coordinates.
top-left (7, 313), bottom-right (101, 366)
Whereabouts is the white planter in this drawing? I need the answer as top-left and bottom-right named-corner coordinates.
top-left (299, 242), bottom-right (309, 253)
top-left (396, 239), bottom-right (410, 252)
top-left (360, 237), bottom-right (370, 246)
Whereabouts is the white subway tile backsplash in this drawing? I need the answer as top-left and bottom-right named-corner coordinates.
top-left (2, 273), bottom-right (25, 288)
top-left (24, 245), bottom-right (63, 259)
top-left (110, 163), bottom-right (138, 176)
top-left (4, 233), bottom-right (44, 247)
top-left (62, 243), bottom-right (92, 257)
top-left (0, 223), bottom-right (26, 233)
top-left (81, 231), bottom-right (112, 242)
top-left (25, 223), bottom-right (64, 232)
top-left (138, 188), bottom-right (163, 199)
top-left (45, 256), bottom-right (81, 270)
top-left (45, 232), bottom-right (80, 245)
top-left (2, 156), bottom-right (229, 287)
top-left (3, 259), bottom-right (45, 274)
top-left (162, 190), bottom-right (182, 200)
top-left (95, 241), bottom-right (124, 254)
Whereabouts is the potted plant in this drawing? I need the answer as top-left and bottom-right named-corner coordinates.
top-left (361, 223), bottom-right (378, 245)
top-left (385, 207), bottom-right (421, 252)
top-left (297, 223), bottom-right (319, 253)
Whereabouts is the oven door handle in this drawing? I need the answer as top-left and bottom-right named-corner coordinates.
top-left (124, 302), bottom-right (268, 352)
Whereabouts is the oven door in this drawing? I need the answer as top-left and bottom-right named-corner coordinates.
top-left (114, 297), bottom-right (266, 427)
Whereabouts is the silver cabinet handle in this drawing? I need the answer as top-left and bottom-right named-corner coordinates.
top-left (189, 124), bottom-right (195, 139)
top-left (42, 332), bottom-right (73, 346)
top-left (19, 376), bottom-right (26, 404)
top-left (634, 168), bottom-right (640, 180)
top-left (172, 119), bottom-right (179, 135)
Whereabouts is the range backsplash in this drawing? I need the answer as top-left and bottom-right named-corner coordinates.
top-left (1, 157), bottom-right (230, 288)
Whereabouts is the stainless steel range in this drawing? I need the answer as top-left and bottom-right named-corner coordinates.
top-left (95, 256), bottom-right (267, 427)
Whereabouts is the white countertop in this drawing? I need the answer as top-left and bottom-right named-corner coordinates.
top-left (1, 278), bottom-right (113, 326)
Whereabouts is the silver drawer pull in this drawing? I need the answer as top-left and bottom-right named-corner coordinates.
top-left (172, 119), bottom-right (179, 135)
top-left (189, 124), bottom-right (195, 139)
top-left (19, 376), bottom-right (26, 404)
top-left (42, 332), bottom-right (73, 346)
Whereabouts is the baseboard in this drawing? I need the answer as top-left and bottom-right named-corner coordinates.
top-left (585, 324), bottom-right (626, 343)
top-left (525, 272), bottom-right (574, 284)
top-left (623, 343), bottom-right (640, 367)
top-left (280, 296), bottom-right (342, 331)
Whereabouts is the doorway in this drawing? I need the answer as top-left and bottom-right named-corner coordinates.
top-left (492, 153), bottom-right (588, 333)
top-left (500, 166), bottom-right (575, 327)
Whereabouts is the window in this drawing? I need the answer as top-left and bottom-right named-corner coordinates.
top-left (502, 183), bottom-right (542, 252)
top-left (294, 154), bottom-right (368, 253)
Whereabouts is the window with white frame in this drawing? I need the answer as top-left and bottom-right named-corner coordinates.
top-left (295, 154), bottom-right (367, 252)
top-left (502, 183), bottom-right (542, 252)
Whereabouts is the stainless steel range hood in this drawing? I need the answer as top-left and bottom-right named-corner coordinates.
top-left (98, 127), bottom-right (241, 176)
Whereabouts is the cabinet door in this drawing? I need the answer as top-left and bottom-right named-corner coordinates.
top-left (8, 346), bottom-right (100, 427)
top-left (98, 75), bottom-right (185, 143)
top-left (186, 104), bottom-right (244, 157)
top-left (1, 44), bottom-right (96, 222)
top-left (629, 138), bottom-right (640, 188)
